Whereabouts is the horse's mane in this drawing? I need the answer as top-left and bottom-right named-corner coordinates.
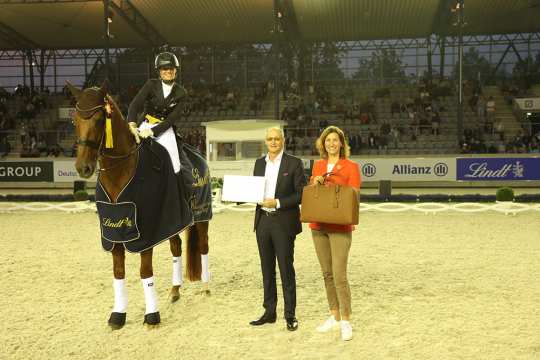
top-left (104, 94), bottom-right (126, 122)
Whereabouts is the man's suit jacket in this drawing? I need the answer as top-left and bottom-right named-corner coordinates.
top-left (253, 152), bottom-right (306, 237)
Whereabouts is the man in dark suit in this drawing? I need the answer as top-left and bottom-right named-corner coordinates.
top-left (250, 127), bottom-right (306, 331)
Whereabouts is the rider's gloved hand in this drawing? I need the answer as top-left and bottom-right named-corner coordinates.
top-left (128, 122), bottom-right (140, 144)
top-left (139, 128), bottom-right (154, 139)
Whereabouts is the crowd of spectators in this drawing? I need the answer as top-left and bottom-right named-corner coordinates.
top-left (3, 75), bottom-right (540, 158)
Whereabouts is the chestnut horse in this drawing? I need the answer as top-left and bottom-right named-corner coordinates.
top-left (68, 81), bottom-right (210, 329)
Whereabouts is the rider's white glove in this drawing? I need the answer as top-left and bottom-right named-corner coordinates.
top-left (139, 128), bottom-right (154, 139)
top-left (128, 122), bottom-right (140, 144)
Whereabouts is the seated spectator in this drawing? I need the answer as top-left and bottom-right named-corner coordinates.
top-left (431, 112), bottom-right (440, 136)
top-left (70, 142), bottom-right (78, 157)
top-left (47, 143), bottom-right (64, 157)
top-left (317, 118), bottom-right (328, 132)
top-left (249, 97), bottom-right (261, 115)
top-left (494, 118), bottom-right (504, 140)
top-left (0, 136), bottom-right (11, 158)
top-left (390, 100), bottom-right (401, 117)
top-left (36, 137), bottom-right (48, 156)
top-left (486, 96), bottom-right (496, 122)
top-left (367, 132), bottom-right (378, 149)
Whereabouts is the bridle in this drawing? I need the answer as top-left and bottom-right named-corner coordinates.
top-left (74, 93), bottom-right (141, 172)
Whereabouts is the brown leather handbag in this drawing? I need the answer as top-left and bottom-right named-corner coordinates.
top-left (300, 175), bottom-right (359, 225)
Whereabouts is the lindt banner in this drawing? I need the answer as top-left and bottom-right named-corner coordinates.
top-left (457, 157), bottom-right (540, 181)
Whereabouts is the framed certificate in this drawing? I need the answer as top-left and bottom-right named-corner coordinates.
top-left (221, 175), bottom-right (265, 203)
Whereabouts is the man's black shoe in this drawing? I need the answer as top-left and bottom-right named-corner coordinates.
top-left (249, 313), bottom-right (277, 326)
top-left (286, 317), bottom-right (298, 331)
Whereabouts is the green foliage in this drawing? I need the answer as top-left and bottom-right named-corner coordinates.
top-left (512, 51), bottom-right (540, 85)
top-left (73, 190), bottom-right (89, 201)
top-left (306, 42), bottom-right (346, 81)
top-left (496, 187), bottom-right (514, 202)
top-left (211, 177), bottom-right (223, 190)
top-left (453, 47), bottom-right (499, 83)
top-left (353, 49), bottom-right (405, 81)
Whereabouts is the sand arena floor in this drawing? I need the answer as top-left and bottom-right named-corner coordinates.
top-left (0, 209), bottom-right (539, 360)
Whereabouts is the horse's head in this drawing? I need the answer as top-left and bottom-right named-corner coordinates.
top-left (67, 80), bottom-right (109, 178)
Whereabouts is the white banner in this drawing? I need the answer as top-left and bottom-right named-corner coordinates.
top-left (58, 107), bottom-right (76, 121)
top-left (208, 160), bottom-right (255, 177)
top-left (53, 160), bottom-right (97, 182)
top-left (514, 98), bottom-right (540, 111)
top-left (357, 157), bottom-right (455, 181)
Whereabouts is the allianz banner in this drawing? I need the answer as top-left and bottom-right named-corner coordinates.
top-left (457, 157), bottom-right (540, 181)
top-left (358, 158), bottom-right (455, 181)
top-left (0, 161), bottom-right (54, 182)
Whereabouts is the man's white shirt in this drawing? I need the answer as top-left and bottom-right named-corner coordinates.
top-left (262, 150), bottom-right (283, 212)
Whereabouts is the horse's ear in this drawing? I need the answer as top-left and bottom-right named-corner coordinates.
top-left (65, 81), bottom-right (82, 100)
top-left (100, 79), bottom-right (109, 95)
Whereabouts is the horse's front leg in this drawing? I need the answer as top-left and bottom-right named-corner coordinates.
top-left (140, 248), bottom-right (160, 326)
top-left (169, 234), bottom-right (182, 302)
top-left (109, 244), bottom-right (127, 329)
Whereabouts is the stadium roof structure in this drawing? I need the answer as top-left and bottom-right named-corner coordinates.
top-left (1, 0), bottom-right (540, 50)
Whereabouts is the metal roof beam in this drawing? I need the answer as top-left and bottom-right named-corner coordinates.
top-left (109, 0), bottom-right (167, 47)
top-left (431, 0), bottom-right (456, 36)
top-left (0, 21), bottom-right (39, 49)
top-left (278, 0), bottom-right (302, 42)
top-left (0, 0), bottom-right (100, 3)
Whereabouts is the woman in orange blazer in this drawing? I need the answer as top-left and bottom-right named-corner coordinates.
top-left (309, 126), bottom-right (361, 341)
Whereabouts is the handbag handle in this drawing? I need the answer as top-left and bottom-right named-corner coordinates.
top-left (313, 172), bottom-right (331, 199)
top-left (333, 185), bottom-right (341, 208)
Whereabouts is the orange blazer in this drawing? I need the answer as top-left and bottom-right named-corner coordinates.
top-left (309, 158), bottom-right (361, 233)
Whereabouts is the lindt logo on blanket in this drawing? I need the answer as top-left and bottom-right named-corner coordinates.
top-left (192, 168), bottom-right (210, 187)
top-left (103, 217), bottom-right (133, 228)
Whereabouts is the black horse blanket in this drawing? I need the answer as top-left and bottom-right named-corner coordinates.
top-left (183, 143), bottom-right (213, 222)
top-left (95, 140), bottom-right (193, 253)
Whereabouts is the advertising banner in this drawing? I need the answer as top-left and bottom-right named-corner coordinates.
top-left (457, 157), bottom-right (540, 181)
top-left (0, 161), bottom-right (54, 182)
top-left (54, 160), bottom-right (97, 182)
top-left (58, 107), bottom-right (76, 121)
top-left (357, 158), bottom-right (455, 181)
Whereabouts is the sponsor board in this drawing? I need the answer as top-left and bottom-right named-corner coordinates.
top-left (457, 157), bottom-right (540, 181)
top-left (514, 98), bottom-right (540, 111)
top-left (0, 161), bottom-right (54, 182)
top-left (58, 107), bottom-right (76, 121)
top-left (357, 158), bottom-right (455, 181)
top-left (54, 160), bottom-right (97, 182)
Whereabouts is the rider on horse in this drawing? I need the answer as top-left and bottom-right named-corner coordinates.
top-left (126, 51), bottom-right (194, 307)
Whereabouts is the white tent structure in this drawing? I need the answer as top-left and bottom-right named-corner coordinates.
top-left (201, 119), bottom-right (286, 162)
top-left (200, 119), bottom-right (286, 177)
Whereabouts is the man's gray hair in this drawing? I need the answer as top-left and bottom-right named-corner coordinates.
top-left (265, 126), bottom-right (284, 139)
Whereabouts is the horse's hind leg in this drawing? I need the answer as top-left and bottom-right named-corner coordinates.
top-left (198, 222), bottom-right (211, 295)
top-left (140, 248), bottom-right (160, 326)
top-left (109, 244), bottom-right (127, 329)
top-left (169, 234), bottom-right (182, 302)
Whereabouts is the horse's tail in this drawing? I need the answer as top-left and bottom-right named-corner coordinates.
top-left (185, 225), bottom-right (202, 281)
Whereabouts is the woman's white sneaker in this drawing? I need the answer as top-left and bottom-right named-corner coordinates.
top-left (316, 315), bottom-right (339, 333)
top-left (340, 320), bottom-right (353, 341)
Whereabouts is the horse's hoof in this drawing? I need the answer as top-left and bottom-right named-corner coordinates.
top-left (143, 312), bottom-right (160, 326)
top-left (201, 283), bottom-right (210, 296)
top-left (170, 286), bottom-right (181, 303)
top-left (108, 312), bottom-right (126, 330)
